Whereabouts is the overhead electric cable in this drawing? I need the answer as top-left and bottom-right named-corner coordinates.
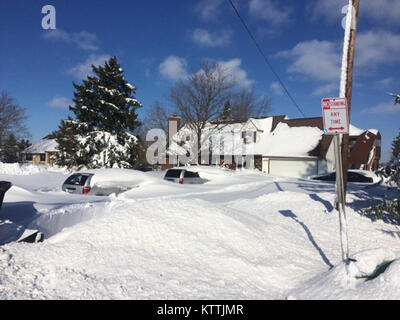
top-left (227, 0), bottom-right (307, 117)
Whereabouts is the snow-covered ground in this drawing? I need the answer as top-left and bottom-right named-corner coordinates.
top-left (0, 163), bottom-right (399, 299)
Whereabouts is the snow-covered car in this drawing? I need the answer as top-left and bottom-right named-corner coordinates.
top-left (62, 169), bottom-right (148, 196)
top-left (62, 173), bottom-right (102, 195)
top-left (163, 168), bottom-right (207, 184)
top-left (310, 170), bottom-right (381, 184)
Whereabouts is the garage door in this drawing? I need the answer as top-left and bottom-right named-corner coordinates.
top-left (268, 159), bottom-right (318, 178)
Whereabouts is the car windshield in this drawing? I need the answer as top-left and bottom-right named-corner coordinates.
top-left (165, 169), bottom-right (183, 178)
top-left (64, 174), bottom-right (89, 186)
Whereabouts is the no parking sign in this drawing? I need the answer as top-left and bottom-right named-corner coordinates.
top-left (322, 98), bottom-right (349, 135)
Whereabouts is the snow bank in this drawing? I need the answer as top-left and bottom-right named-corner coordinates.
top-left (0, 163), bottom-right (68, 176)
top-left (288, 248), bottom-right (400, 300)
top-left (0, 163), bottom-right (47, 175)
top-left (30, 201), bottom-right (112, 238)
top-left (1, 167), bottom-right (400, 299)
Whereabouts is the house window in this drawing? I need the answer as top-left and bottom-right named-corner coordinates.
top-left (40, 154), bottom-right (46, 162)
top-left (242, 131), bottom-right (256, 144)
top-left (349, 139), bottom-right (357, 146)
top-left (26, 154), bottom-right (33, 161)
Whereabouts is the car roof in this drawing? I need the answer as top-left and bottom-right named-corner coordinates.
top-left (71, 172), bottom-right (95, 176)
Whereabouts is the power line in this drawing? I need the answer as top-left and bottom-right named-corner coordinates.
top-left (227, 0), bottom-right (307, 118)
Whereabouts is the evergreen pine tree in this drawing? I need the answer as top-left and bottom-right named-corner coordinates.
top-left (220, 100), bottom-right (232, 121)
top-left (55, 56), bottom-right (143, 169)
top-left (2, 134), bottom-right (19, 163)
top-left (54, 119), bottom-right (84, 168)
top-left (18, 139), bottom-right (31, 153)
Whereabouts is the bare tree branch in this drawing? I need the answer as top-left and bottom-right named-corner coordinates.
top-left (0, 91), bottom-right (30, 144)
top-left (230, 87), bottom-right (272, 120)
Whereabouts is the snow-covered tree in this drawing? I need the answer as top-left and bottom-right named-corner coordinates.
top-left (363, 162), bottom-right (400, 223)
top-left (391, 132), bottom-right (400, 162)
top-left (363, 92), bottom-right (400, 222)
top-left (388, 92), bottom-right (400, 105)
top-left (54, 56), bottom-right (143, 169)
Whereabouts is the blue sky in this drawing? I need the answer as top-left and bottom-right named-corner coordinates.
top-left (1, 0), bottom-right (399, 161)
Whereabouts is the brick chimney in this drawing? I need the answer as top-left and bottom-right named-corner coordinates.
top-left (168, 115), bottom-right (181, 147)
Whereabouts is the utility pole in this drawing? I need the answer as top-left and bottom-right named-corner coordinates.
top-left (340, 0), bottom-right (360, 197)
top-left (336, 0), bottom-right (360, 261)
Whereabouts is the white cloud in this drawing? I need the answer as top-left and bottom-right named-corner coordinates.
top-left (194, 0), bottom-right (224, 21)
top-left (278, 39), bottom-right (341, 82)
top-left (159, 56), bottom-right (188, 82)
top-left (279, 30), bottom-right (400, 82)
top-left (270, 81), bottom-right (283, 96)
top-left (312, 83), bottom-right (338, 96)
top-left (159, 57), bottom-right (254, 87)
top-left (42, 29), bottom-right (99, 51)
top-left (356, 30), bottom-right (400, 68)
top-left (248, 0), bottom-right (292, 25)
top-left (66, 54), bottom-right (111, 79)
top-left (306, 0), bottom-right (345, 23)
top-left (308, 0), bottom-right (400, 26)
top-left (190, 28), bottom-right (232, 47)
top-left (363, 102), bottom-right (400, 115)
top-left (378, 77), bottom-right (394, 88)
top-left (276, 39), bottom-right (342, 97)
top-left (360, 0), bottom-right (400, 26)
top-left (217, 58), bottom-right (254, 88)
top-left (47, 96), bottom-right (71, 109)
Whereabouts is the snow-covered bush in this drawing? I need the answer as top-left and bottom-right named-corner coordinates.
top-left (363, 93), bottom-right (400, 223)
top-left (363, 162), bottom-right (400, 222)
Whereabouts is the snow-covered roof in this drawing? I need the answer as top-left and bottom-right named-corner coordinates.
top-left (255, 122), bottom-right (323, 157)
top-left (169, 116), bottom-right (323, 158)
top-left (349, 124), bottom-right (379, 136)
top-left (22, 138), bottom-right (58, 154)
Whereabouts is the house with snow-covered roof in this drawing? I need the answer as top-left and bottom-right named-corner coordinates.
top-left (21, 135), bottom-right (58, 166)
top-left (348, 124), bottom-right (381, 171)
top-left (165, 115), bottom-right (381, 178)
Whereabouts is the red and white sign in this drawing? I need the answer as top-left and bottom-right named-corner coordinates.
top-left (322, 97), bottom-right (349, 135)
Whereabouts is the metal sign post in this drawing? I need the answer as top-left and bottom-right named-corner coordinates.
top-left (322, 97), bottom-right (350, 261)
top-left (333, 134), bottom-right (349, 261)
